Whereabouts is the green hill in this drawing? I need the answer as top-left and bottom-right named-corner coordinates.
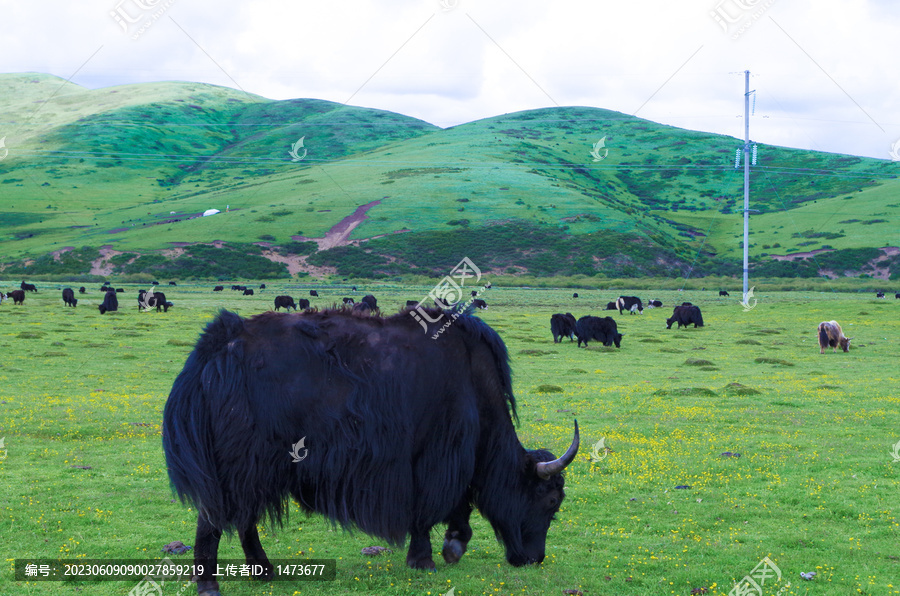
top-left (1, 73), bottom-right (898, 280)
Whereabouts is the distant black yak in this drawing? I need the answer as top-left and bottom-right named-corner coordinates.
top-left (99, 290), bottom-right (118, 314)
top-left (274, 296), bottom-right (297, 311)
top-left (575, 315), bottom-right (622, 348)
top-left (62, 288), bottom-right (77, 307)
top-left (550, 313), bottom-right (577, 343)
top-left (666, 305), bottom-right (704, 329)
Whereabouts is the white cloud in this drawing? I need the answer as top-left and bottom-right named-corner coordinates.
top-left (0, 0), bottom-right (897, 158)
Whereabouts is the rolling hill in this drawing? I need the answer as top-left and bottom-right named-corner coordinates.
top-left (1, 72), bottom-right (898, 281)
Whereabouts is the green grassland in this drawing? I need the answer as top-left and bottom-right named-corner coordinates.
top-left (1, 73), bottom-right (898, 280)
top-left (1, 281), bottom-right (898, 595)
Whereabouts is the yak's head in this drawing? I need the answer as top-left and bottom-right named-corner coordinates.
top-left (613, 333), bottom-right (623, 348)
top-left (840, 337), bottom-right (851, 352)
top-left (665, 317), bottom-right (674, 329)
top-left (494, 421), bottom-right (580, 567)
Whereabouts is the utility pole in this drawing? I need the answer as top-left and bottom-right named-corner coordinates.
top-left (742, 70), bottom-right (752, 302)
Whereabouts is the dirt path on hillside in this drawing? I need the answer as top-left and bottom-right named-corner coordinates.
top-left (294, 200), bottom-right (382, 250)
top-left (90, 246), bottom-right (124, 276)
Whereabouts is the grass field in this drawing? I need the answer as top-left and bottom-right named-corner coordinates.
top-left (1, 280), bottom-right (898, 596)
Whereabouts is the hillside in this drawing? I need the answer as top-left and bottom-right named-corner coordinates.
top-left (1, 73), bottom-right (898, 280)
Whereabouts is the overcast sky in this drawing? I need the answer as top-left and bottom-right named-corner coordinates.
top-left (2, 0), bottom-right (899, 161)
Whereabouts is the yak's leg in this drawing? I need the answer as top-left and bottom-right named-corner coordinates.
top-left (238, 523), bottom-right (274, 581)
top-left (406, 526), bottom-right (436, 571)
top-left (442, 499), bottom-right (473, 564)
top-left (194, 514), bottom-right (223, 596)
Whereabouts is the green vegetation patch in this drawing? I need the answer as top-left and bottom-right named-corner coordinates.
top-left (121, 243), bottom-right (288, 280)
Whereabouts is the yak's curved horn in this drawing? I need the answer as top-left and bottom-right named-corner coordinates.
top-left (535, 420), bottom-right (580, 479)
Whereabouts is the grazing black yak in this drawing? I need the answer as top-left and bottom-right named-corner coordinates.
top-left (163, 309), bottom-right (579, 595)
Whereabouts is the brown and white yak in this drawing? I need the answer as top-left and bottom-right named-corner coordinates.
top-left (817, 320), bottom-right (850, 354)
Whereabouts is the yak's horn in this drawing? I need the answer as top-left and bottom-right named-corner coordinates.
top-left (535, 420), bottom-right (580, 479)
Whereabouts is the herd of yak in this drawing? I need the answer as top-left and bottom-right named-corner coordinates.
top-left (1, 281), bottom-right (887, 355)
top-left (551, 295), bottom-right (704, 349)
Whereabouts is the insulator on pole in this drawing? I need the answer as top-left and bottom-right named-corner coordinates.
top-left (735, 148), bottom-right (742, 169)
top-left (751, 144), bottom-right (758, 165)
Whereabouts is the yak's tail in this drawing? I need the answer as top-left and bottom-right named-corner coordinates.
top-left (818, 324), bottom-right (829, 350)
top-left (163, 310), bottom-right (263, 531)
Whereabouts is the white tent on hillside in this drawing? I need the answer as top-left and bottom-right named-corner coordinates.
top-left (202, 209), bottom-right (221, 217)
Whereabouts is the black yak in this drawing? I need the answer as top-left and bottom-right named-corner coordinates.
top-left (818, 320), bottom-right (850, 353)
top-left (472, 299), bottom-right (487, 309)
top-left (361, 294), bottom-right (378, 309)
top-left (604, 301), bottom-right (617, 311)
top-left (297, 298), bottom-right (310, 310)
top-left (98, 290), bottom-right (118, 314)
top-left (10, 289), bottom-right (25, 305)
top-left (213, 286), bottom-right (224, 292)
top-left (163, 309), bottom-right (579, 595)
top-left (719, 290), bottom-right (730, 297)
top-left (666, 305), bottom-right (704, 329)
top-left (575, 315), bottom-right (622, 348)
top-left (78, 286), bottom-right (86, 294)
top-left (648, 300), bottom-right (663, 308)
top-left (139, 289), bottom-right (170, 312)
top-left (310, 290), bottom-right (319, 297)
top-left (550, 313), bottom-right (577, 343)
top-left (20, 281), bottom-right (37, 292)
top-left (274, 296), bottom-right (297, 311)
top-left (62, 288), bottom-right (77, 307)
top-left (243, 289), bottom-right (254, 296)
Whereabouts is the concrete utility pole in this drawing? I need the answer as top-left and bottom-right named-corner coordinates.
top-left (742, 69), bottom-right (752, 302)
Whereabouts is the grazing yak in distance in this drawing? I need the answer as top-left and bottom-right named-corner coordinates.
top-left (99, 290), bottom-right (118, 314)
top-left (309, 290), bottom-right (319, 297)
top-left (472, 299), bottom-right (488, 309)
top-left (297, 298), bottom-right (310, 310)
top-left (352, 301), bottom-right (373, 313)
top-left (666, 305), bottom-right (704, 329)
top-left (162, 309), bottom-right (579, 595)
top-left (550, 313), bottom-right (577, 343)
top-left (604, 301), bottom-right (617, 311)
top-left (260, 284), bottom-right (266, 290)
top-left (138, 290), bottom-right (170, 312)
top-left (342, 297), bottom-right (355, 304)
top-left (896, 293), bottom-right (900, 299)
top-left (10, 289), bottom-right (26, 305)
top-left (78, 287), bottom-right (86, 294)
top-left (274, 296), bottom-right (297, 311)
top-left (20, 281), bottom-right (37, 292)
top-left (213, 286), bottom-right (224, 292)
top-left (361, 294), bottom-right (378, 310)
top-left (719, 290), bottom-right (730, 297)
top-left (648, 300), bottom-right (663, 308)
top-left (876, 291), bottom-right (885, 298)
top-left (575, 315), bottom-right (622, 348)
top-left (572, 293), bottom-right (579, 298)
top-left (616, 296), bottom-right (643, 315)
top-left (818, 320), bottom-right (850, 353)
top-left (169, 281), bottom-right (177, 286)
top-left (243, 289), bottom-right (254, 296)
top-left (62, 288), bottom-right (77, 307)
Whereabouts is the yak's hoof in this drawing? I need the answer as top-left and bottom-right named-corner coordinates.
top-left (406, 556), bottom-right (436, 571)
top-left (442, 537), bottom-right (467, 564)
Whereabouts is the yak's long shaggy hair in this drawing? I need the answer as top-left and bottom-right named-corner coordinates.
top-left (162, 307), bottom-right (530, 548)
